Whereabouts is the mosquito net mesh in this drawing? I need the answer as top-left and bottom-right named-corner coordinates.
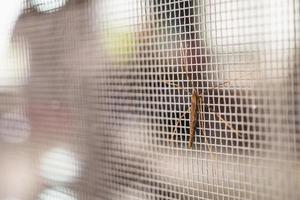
top-left (0, 0), bottom-right (299, 199)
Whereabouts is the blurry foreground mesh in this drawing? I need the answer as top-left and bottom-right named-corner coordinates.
top-left (0, 0), bottom-right (299, 199)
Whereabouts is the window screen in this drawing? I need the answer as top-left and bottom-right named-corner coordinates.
top-left (0, 0), bottom-right (299, 199)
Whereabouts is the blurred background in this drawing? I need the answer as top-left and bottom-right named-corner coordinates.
top-left (0, 0), bottom-right (299, 199)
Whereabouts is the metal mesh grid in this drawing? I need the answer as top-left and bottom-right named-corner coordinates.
top-left (0, 0), bottom-right (299, 199)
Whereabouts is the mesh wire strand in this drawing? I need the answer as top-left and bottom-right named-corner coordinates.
top-left (0, 0), bottom-right (299, 199)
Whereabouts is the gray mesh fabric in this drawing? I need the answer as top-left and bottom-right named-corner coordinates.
top-left (0, 0), bottom-right (299, 199)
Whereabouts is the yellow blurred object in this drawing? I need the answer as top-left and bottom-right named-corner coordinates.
top-left (104, 28), bottom-right (135, 61)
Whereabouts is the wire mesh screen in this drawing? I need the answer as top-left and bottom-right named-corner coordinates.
top-left (0, 0), bottom-right (299, 199)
